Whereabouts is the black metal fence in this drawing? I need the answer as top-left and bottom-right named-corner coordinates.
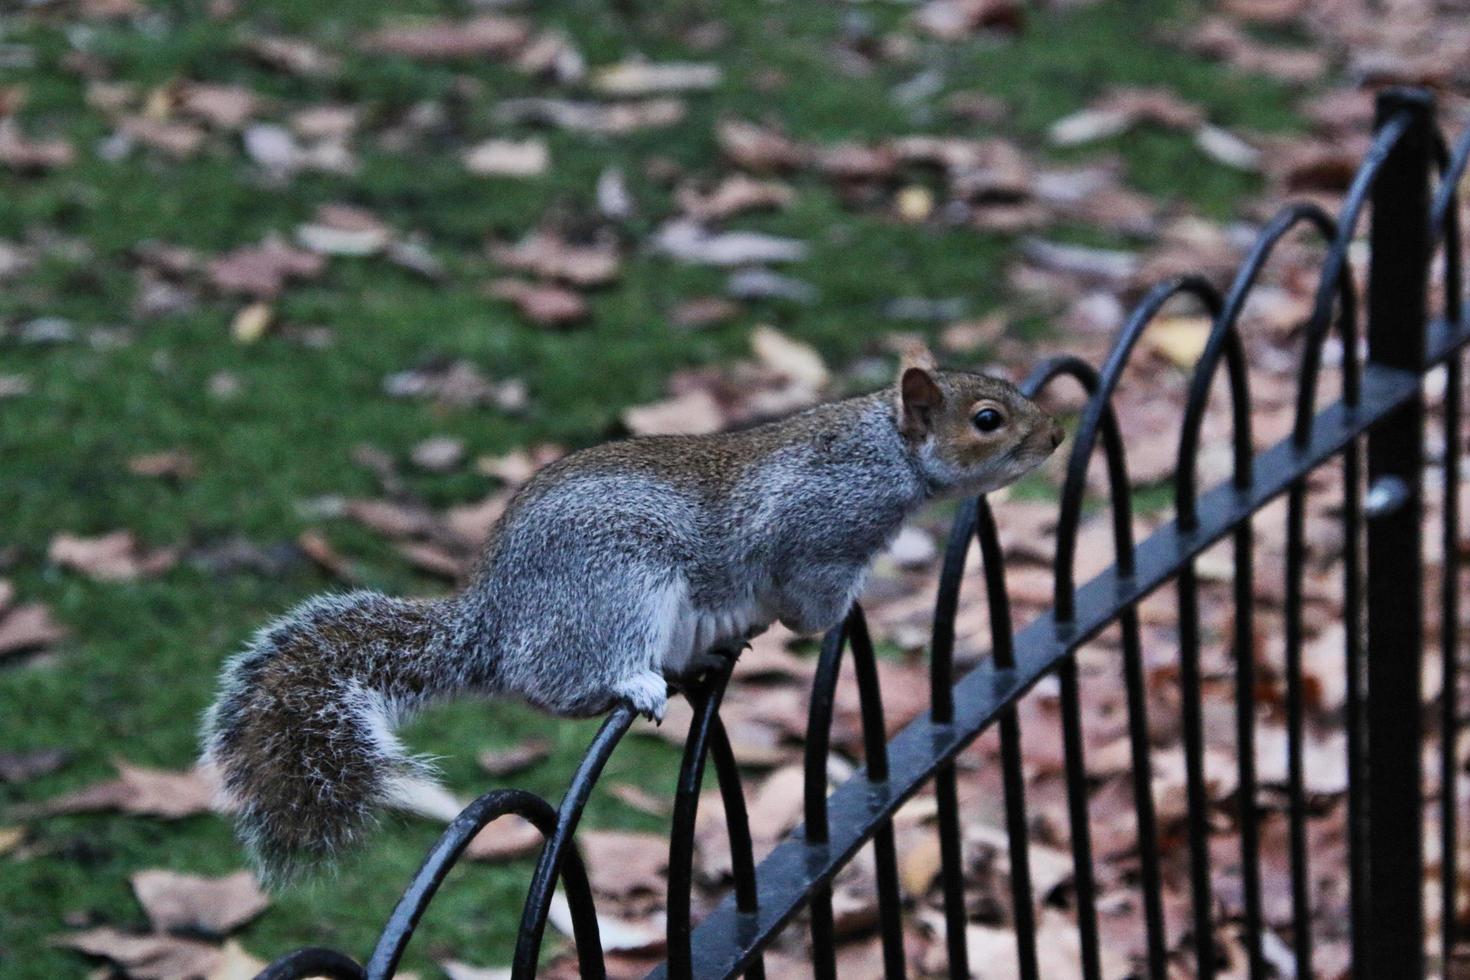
top-left (257, 87), bottom-right (1469, 979)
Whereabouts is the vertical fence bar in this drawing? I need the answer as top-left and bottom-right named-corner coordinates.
top-left (1363, 86), bottom-right (1433, 979)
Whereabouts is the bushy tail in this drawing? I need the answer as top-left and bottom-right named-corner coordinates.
top-left (200, 591), bottom-right (458, 883)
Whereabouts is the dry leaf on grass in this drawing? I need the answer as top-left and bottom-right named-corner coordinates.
top-left (243, 35), bottom-right (341, 78)
top-left (119, 117), bottom-right (207, 159)
top-left (0, 602), bottom-right (67, 658)
top-left (53, 928), bottom-right (223, 980)
top-left (608, 783), bottom-right (673, 817)
top-left (621, 388), bottom-right (725, 437)
top-left (210, 940), bottom-right (268, 980)
top-left (361, 16), bottom-right (531, 60)
top-left (295, 204), bottom-right (391, 256)
top-left (127, 451), bottom-right (199, 480)
top-left (131, 870), bottom-right (269, 936)
top-left (912, 0), bottom-right (1024, 40)
top-left (383, 360), bottom-right (528, 412)
top-left (409, 436), bottom-right (465, 474)
top-left (750, 325), bottom-right (828, 389)
top-left (25, 761), bottom-right (217, 819)
top-left (493, 97), bottom-right (686, 135)
top-left (547, 890), bottom-right (665, 953)
top-left (0, 826), bottom-right (25, 856)
top-left (580, 830), bottom-right (669, 898)
top-left (478, 738), bottom-right (552, 777)
top-left (716, 119), bottom-right (807, 173)
top-left (490, 231), bottom-right (620, 287)
top-left (465, 814), bottom-right (546, 862)
top-left (1142, 315), bottom-right (1213, 368)
top-left (441, 962), bottom-right (511, 980)
top-left (177, 83), bottom-right (260, 130)
top-left (652, 221), bottom-right (807, 267)
top-left (463, 138), bottom-right (549, 178)
top-left (675, 174), bottom-right (794, 221)
top-left (208, 236), bottom-right (326, 298)
top-left (591, 61), bottom-right (722, 96)
top-left (49, 531), bottom-right (178, 582)
top-left (475, 445), bottom-right (564, 486)
top-left (0, 119), bottom-right (74, 170)
top-left (230, 302), bottom-right (273, 344)
top-left (487, 278), bottom-right (589, 327)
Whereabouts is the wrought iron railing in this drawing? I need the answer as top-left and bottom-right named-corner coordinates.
top-left (258, 87), bottom-right (1468, 979)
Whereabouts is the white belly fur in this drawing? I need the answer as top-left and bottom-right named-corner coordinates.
top-left (657, 581), bottom-right (774, 676)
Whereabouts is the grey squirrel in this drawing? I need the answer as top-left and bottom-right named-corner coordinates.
top-left (200, 345), bottom-right (1064, 882)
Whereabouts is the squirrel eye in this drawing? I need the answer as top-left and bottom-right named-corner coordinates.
top-left (972, 408), bottom-right (1005, 433)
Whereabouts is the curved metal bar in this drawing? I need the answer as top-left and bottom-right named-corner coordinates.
top-left (845, 608), bottom-right (905, 978)
top-left (705, 717), bottom-right (767, 980)
top-left (1020, 354), bottom-right (1168, 977)
top-left (707, 717), bottom-right (760, 916)
top-left (1177, 203), bottom-right (1341, 526)
top-left (667, 667), bottom-right (736, 980)
top-left (258, 947), bottom-right (367, 980)
top-left (930, 496), bottom-right (980, 725)
top-left (804, 622), bottom-right (848, 844)
top-left (366, 789), bottom-right (601, 980)
top-left (801, 607), bottom-right (903, 978)
top-left (1436, 124), bottom-right (1466, 972)
top-left (1292, 112), bottom-right (1415, 444)
top-left (1049, 276), bottom-right (1224, 624)
top-left (1430, 126), bottom-right (1470, 243)
top-left (512, 705), bottom-right (637, 980)
top-left (975, 497), bottom-right (1040, 980)
top-left (930, 496), bottom-right (978, 977)
top-left (1281, 484), bottom-right (1314, 978)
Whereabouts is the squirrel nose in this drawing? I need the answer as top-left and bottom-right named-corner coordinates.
top-left (1048, 421), bottom-right (1065, 450)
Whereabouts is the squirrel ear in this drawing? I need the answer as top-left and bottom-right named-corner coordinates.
top-left (897, 366), bottom-right (943, 440)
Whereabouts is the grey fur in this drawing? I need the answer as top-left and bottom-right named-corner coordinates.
top-left (201, 368), bottom-right (1061, 882)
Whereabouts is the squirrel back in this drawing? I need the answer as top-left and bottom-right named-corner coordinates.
top-left (201, 350), bottom-right (1063, 881)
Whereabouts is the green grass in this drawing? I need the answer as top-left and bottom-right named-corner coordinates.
top-left (0, 0), bottom-right (1307, 975)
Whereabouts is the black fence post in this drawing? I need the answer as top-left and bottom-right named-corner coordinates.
top-left (1363, 86), bottom-right (1433, 979)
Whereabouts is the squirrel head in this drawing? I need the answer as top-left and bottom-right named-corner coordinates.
top-left (893, 344), bottom-right (1065, 496)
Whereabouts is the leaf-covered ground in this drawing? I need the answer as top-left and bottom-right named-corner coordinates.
top-left (3, 0), bottom-right (1468, 976)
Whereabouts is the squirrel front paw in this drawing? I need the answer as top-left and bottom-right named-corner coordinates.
top-left (615, 671), bottom-right (669, 723)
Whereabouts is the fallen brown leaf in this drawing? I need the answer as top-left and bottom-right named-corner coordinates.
top-left (361, 16), bottom-right (531, 60)
top-left (493, 97), bottom-right (686, 135)
top-left (477, 738), bottom-right (553, 777)
top-left (622, 388), bottom-right (724, 437)
top-left (49, 531), bottom-right (178, 582)
top-left (489, 232), bottom-right (619, 287)
top-left (0, 119), bottom-right (74, 171)
top-left (487, 278), bottom-right (590, 327)
top-left (208, 236), bottom-right (326, 298)
top-left (296, 529), bottom-right (357, 582)
top-left (0, 603), bottom-right (68, 658)
top-left (591, 61), bottom-right (722, 96)
top-left (463, 138), bottom-right (549, 178)
top-left (177, 83), bottom-right (259, 130)
top-left (127, 451), bottom-right (199, 480)
top-left (547, 890), bottom-right (665, 954)
top-left (716, 119), bottom-right (807, 173)
top-left (675, 174), bottom-right (794, 221)
top-left (54, 928), bottom-right (223, 980)
top-left (131, 870), bottom-right (269, 936)
top-left (25, 761), bottom-right (217, 819)
top-left (465, 814), bottom-right (545, 862)
top-left (580, 830), bottom-right (669, 898)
